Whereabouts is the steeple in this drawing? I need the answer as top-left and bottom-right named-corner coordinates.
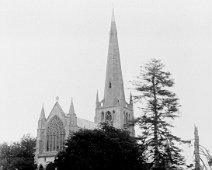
top-left (104, 9), bottom-right (125, 106)
top-left (95, 10), bottom-right (134, 135)
top-left (111, 8), bottom-right (115, 22)
top-left (39, 105), bottom-right (46, 120)
top-left (69, 98), bottom-right (75, 115)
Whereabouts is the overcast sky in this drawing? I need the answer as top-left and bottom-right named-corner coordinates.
top-left (0, 0), bottom-right (212, 164)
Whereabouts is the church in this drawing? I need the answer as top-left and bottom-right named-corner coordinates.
top-left (35, 11), bottom-right (135, 169)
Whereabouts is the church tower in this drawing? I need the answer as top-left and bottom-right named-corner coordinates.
top-left (95, 10), bottom-right (134, 135)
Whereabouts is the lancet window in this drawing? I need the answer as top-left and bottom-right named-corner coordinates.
top-left (105, 111), bottom-right (113, 125)
top-left (46, 116), bottom-right (65, 152)
top-left (101, 112), bottom-right (104, 122)
top-left (124, 112), bottom-right (130, 124)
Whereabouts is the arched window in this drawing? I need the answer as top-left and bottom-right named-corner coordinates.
top-left (46, 116), bottom-right (65, 152)
top-left (101, 112), bottom-right (104, 122)
top-left (105, 111), bottom-right (112, 125)
top-left (125, 112), bottom-right (128, 124)
top-left (128, 113), bottom-right (131, 120)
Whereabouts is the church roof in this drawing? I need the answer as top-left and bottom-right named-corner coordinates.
top-left (77, 117), bottom-right (97, 129)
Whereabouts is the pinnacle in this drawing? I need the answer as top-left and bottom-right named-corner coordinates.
top-left (39, 105), bottom-right (46, 120)
top-left (69, 98), bottom-right (75, 115)
top-left (96, 91), bottom-right (99, 103)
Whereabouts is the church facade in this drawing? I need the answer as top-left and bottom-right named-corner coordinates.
top-left (35, 11), bottom-right (135, 169)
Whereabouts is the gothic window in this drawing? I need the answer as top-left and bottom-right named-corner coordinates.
top-left (125, 112), bottom-right (131, 124)
top-left (105, 111), bottom-right (112, 125)
top-left (101, 112), bottom-right (104, 122)
top-left (128, 113), bottom-right (131, 120)
top-left (125, 112), bottom-right (128, 124)
top-left (46, 116), bottom-right (65, 152)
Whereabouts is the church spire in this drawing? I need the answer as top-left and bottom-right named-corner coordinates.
top-left (69, 98), bottom-right (75, 115)
top-left (111, 8), bottom-right (115, 22)
top-left (103, 9), bottom-right (125, 106)
top-left (95, 10), bottom-right (134, 135)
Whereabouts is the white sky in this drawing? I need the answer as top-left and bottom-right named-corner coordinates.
top-left (0, 0), bottom-right (212, 164)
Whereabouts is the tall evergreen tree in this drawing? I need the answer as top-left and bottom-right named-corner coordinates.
top-left (133, 59), bottom-right (187, 170)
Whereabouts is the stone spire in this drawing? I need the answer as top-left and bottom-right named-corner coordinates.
top-left (69, 98), bottom-right (75, 115)
top-left (39, 105), bottom-right (46, 120)
top-left (111, 8), bottom-right (115, 22)
top-left (103, 9), bottom-right (125, 107)
top-left (95, 10), bottom-right (135, 135)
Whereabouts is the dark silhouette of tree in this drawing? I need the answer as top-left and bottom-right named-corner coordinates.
top-left (54, 123), bottom-right (145, 170)
top-left (133, 59), bottom-right (188, 170)
top-left (46, 162), bottom-right (55, 170)
top-left (0, 143), bottom-right (11, 170)
top-left (0, 134), bottom-right (36, 170)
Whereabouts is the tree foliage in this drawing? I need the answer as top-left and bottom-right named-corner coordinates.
top-left (133, 59), bottom-right (187, 170)
top-left (46, 162), bottom-right (55, 170)
top-left (54, 123), bottom-right (144, 170)
top-left (0, 134), bottom-right (36, 170)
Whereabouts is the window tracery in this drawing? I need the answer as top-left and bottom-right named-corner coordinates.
top-left (105, 111), bottom-right (113, 125)
top-left (46, 116), bottom-right (65, 152)
top-left (125, 112), bottom-right (129, 124)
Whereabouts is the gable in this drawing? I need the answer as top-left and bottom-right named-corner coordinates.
top-left (47, 102), bottom-right (66, 126)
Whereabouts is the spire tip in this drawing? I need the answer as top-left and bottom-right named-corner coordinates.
top-left (112, 8), bottom-right (115, 22)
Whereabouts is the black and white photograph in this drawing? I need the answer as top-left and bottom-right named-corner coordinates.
top-left (0, 0), bottom-right (211, 169)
